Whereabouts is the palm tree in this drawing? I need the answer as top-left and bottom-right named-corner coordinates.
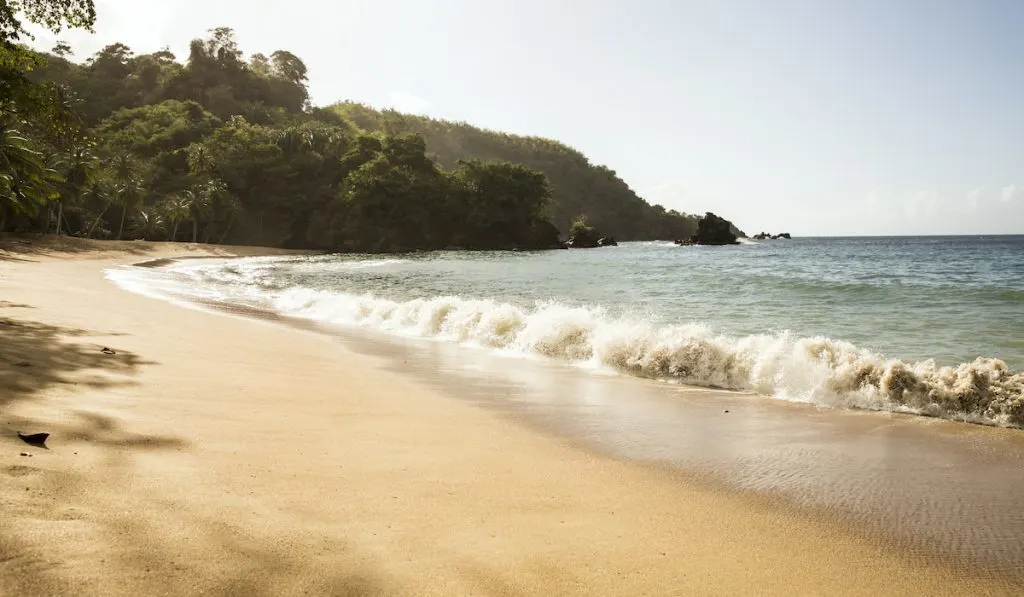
top-left (186, 143), bottom-right (214, 177)
top-left (161, 194), bottom-right (190, 241)
top-left (192, 180), bottom-right (223, 242)
top-left (0, 125), bottom-right (62, 229)
top-left (179, 187), bottom-right (210, 243)
top-left (109, 154), bottom-right (142, 240)
top-left (83, 178), bottom-right (115, 238)
top-left (53, 144), bottom-right (97, 235)
top-left (214, 191), bottom-right (241, 244)
top-left (130, 206), bottom-right (167, 240)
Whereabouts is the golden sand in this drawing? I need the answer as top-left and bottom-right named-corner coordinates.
top-left (0, 237), bottom-right (1015, 595)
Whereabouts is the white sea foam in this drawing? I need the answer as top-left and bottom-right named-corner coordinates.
top-left (272, 286), bottom-right (1024, 427)
top-left (337, 258), bottom-right (410, 269)
top-left (105, 258), bottom-right (1024, 428)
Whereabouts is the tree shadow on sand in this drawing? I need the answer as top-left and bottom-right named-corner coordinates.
top-left (0, 312), bottom-right (191, 455)
top-left (0, 311), bottom-right (389, 594)
top-left (0, 234), bottom-right (159, 263)
top-left (0, 316), bottom-right (387, 595)
top-left (0, 315), bottom-right (148, 411)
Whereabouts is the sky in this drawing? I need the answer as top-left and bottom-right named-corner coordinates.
top-left (26, 0), bottom-right (1024, 235)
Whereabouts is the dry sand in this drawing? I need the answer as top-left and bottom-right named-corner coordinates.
top-left (0, 236), bottom-right (1016, 596)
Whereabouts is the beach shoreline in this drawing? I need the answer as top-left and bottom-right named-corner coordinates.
top-left (1, 237), bottom-right (1018, 595)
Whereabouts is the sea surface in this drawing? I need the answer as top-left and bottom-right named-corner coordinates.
top-left (112, 235), bottom-right (1024, 428)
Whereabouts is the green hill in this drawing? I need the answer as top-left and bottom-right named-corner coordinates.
top-left (329, 102), bottom-right (701, 241)
top-left (3, 24), bottom-right (736, 249)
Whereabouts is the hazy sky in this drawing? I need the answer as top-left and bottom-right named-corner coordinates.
top-left (27, 0), bottom-right (1024, 235)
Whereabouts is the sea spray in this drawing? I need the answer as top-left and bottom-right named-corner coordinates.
top-left (272, 286), bottom-right (1024, 427)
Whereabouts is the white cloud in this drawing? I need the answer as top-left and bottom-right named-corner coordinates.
top-left (1000, 184), bottom-right (1020, 203)
top-left (854, 185), bottom-right (1024, 235)
top-left (966, 186), bottom-right (985, 211)
top-left (903, 189), bottom-right (939, 219)
top-left (387, 92), bottom-right (431, 115)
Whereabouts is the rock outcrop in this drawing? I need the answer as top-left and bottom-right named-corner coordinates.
top-left (566, 220), bottom-right (615, 248)
top-left (753, 231), bottom-right (792, 240)
top-left (686, 212), bottom-right (739, 245)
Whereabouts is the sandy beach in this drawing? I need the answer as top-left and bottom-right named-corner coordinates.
top-left (0, 237), bottom-right (1017, 596)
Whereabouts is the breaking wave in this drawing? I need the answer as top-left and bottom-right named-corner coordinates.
top-left (274, 287), bottom-right (1024, 427)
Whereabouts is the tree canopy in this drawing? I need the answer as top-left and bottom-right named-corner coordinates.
top-left (2, 16), bottom-right (730, 250)
top-left (329, 103), bottom-right (702, 240)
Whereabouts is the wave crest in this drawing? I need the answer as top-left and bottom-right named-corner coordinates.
top-left (274, 287), bottom-right (1024, 427)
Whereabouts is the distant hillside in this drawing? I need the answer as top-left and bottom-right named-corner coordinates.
top-left (5, 25), bottom-right (743, 250)
top-left (329, 103), bottom-right (703, 241)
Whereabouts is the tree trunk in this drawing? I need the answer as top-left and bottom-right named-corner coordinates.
top-left (217, 213), bottom-right (235, 244)
top-left (117, 203), bottom-right (128, 240)
top-left (171, 220), bottom-right (180, 242)
top-left (86, 198), bottom-right (114, 238)
top-left (202, 218), bottom-right (214, 244)
top-left (56, 200), bottom-right (64, 236)
top-left (192, 219), bottom-right (198, 243)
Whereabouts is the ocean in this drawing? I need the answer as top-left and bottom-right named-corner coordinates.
top-left (111, 235), bottom-right (1024, 428)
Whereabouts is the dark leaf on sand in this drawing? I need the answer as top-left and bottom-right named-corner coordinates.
top-left (17, 432), bottom-right (49, 447)
top-left (101, 347), bottom-right (116, 355)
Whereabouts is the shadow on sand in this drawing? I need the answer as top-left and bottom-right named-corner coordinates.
top-left (0, 316), bottom-right (145, 410)
top-left (0, 234), bottom-right (159, 263)
top-left (0, 309), bottom-right (389, 595)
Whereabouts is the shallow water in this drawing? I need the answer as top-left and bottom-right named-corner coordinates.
top-left (110, 236), bottom-right (1024, 427)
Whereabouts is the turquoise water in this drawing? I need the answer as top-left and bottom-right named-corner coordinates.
top-left (111, 236), bottom-right (1024, 426)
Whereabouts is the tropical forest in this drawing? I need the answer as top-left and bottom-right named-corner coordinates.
top-left (2, 3), bottom-right (712, 251)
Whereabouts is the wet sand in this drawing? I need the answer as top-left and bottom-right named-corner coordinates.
top-left (1, 237), bottom-right (1020, 595)
top-left (346, 330), bottom-right (1024, 581)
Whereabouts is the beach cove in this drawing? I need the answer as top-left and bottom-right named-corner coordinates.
top-left (1, 237), bottom-right (1020, 596)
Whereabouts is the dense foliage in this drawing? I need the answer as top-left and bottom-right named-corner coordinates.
top-left (2, 9), bottom-right (715, 250)
top-left (330, 103), bottom-right (701, 240)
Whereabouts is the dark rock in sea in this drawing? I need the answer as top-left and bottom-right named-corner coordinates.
top-left (753, 231), bottom-right (790, 240)
top-left (597, 237), bottom-right (618, 247)
top-left (753, 231), bottom-right (792, 240)
top-left (566, 222), bottom-right (603, 248)
top-left (674, 238), bottom-right (695, 246)
top-left (687, 212), bottom-right (739, 245)
top-left (17, 432), bottom-right (49, 448)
